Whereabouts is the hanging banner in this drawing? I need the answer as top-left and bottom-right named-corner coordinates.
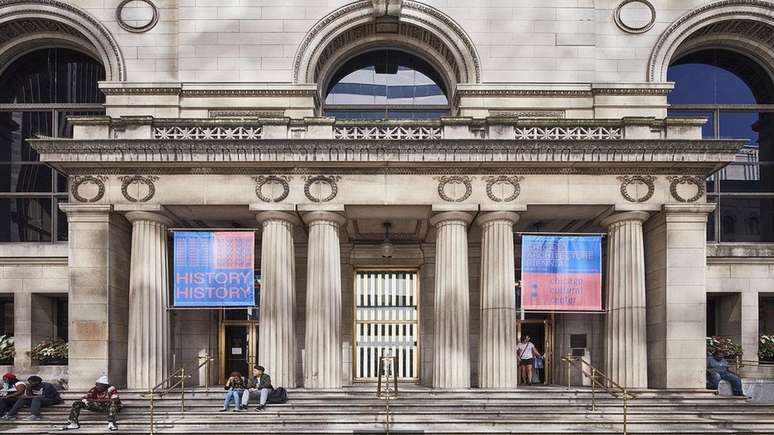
top-left (173, 231), bottom-right (255, 307)
top-left (520, 235), bottom-right (602, 311)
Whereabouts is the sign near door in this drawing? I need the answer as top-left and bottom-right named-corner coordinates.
top-left (520, 235), bottom-right (602, 311)
top-left (173, 231), bottom-right (256, 307)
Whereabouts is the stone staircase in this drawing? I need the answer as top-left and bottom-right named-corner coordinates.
top-left (2, 385), bottom-right (773, 434)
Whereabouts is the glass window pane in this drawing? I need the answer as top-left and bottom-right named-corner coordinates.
top-left (0, 111), bottom-right (54, 162)
top-left (0, 48), bottom-right (105, 104)
top-left (707, 197), bottom-right (717, 242)
top-left (667, 110), bottom-right (714, 138)
top-left (719, 197), bottom-right (774, 242)
top-left (0, 163), bottom-right (53, 192)
top-left (0, 197), bottom-right (53, 242)
top-left (56, 198), bottom-right (68, 242)
top-left (56, 173), bottom-right (68, 193)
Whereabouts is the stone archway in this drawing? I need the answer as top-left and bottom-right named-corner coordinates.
top-left (0, 0), bottom-right (125, 80)
top-left (648, 0), bottom-right (774, 83)
top-left (293, 0), bottom-right (480, 95)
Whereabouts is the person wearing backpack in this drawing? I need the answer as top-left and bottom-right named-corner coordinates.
top-left (240, 365), bottom-right (273, 411)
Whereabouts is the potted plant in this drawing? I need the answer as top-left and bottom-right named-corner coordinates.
top-left (0, 335), bottom-right (14, 365)
top-left (706, 336), bottom-right (743, 360)
top-left (760, 335), bottom-right (774, 363)
top-left (31, 338), bottom-right (68, 365)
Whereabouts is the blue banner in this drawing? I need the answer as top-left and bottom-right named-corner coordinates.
top-left (173, 231), bottom-right (256, 307)
top-left (521, 235), bottom-right (602, 311)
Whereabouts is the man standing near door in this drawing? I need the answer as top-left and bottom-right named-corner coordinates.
top-left (517, 335), bottom-right (541, 385)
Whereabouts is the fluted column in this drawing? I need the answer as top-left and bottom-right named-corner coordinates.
top-left (476, 212), bottom-right (519, 389)
top-left (601, 211), bottom-right (649, 389)
top-left (125, 211), bottom-right (174, 389)
top-left (303, 211), bottom-right (346, 389)
top-left (256, 211), bottom-right (299, 387)
top-left (430, 211), bottom-right (473, 388)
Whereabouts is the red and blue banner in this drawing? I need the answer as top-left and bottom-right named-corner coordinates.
top-left (173, 231), bottom-right (256, 307)
top-left (520, 235), bottom-right (602, 311)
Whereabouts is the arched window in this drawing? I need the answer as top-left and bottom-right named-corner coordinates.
top-left (668, 48), bottom-right (774, 242)
top-left (0, 48), bottom-right (105, 242)
top-left (323, 50), bottom-right (449, 119)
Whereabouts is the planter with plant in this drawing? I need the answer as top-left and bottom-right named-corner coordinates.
top-left (760, 335), bottom-right (774, 363)
top-left (0, 335), bottom-right (14, 365)
top-left (31, 338), bottom-right (68, 365)
top-left (706, 336), bottom-right (743, 360)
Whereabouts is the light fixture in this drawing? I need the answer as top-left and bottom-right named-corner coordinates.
top-left (380, 222), bottom-right (394, 258)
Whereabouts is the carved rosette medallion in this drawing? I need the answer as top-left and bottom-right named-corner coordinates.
top-left (304, 175), bottom-right (341, 202)
top-left (119, 175), bottom-right (159, 202)
top-left (666, 176), bottom-right (705, 203)
top-left (253, 175), bottom-right (291, 203)
top-left (484, 175), bottom-right (525, 202)
top-left (435, 176), bottom-right (472, 202)
top-left (71, 175), bottom-right (108, 203)
top-left (616, 175), bottom-right (656, 203)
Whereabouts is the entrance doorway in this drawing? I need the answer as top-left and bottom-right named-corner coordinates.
top-left (354, 270), bottom-right (420, 381)
top-left (219, 309), bottom-right (259, 383)
top-left (517, 317), bottom-right (554, 385)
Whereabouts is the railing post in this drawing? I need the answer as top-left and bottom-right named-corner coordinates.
top-left (148, 390), bottom-right (155, 435)
top-left (623, 388), bottom-right (628, 435)
top-left (205, 354), bottom-right (210, 390)
top-left (181, 367), bottom-right (187, 413)
top-left (566, 354), bottom-right (571, 390)
top-left (591, 367), bottom-right (596, 411)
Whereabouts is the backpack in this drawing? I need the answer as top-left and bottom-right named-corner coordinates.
top-left (267, 387), bottom-right (288, 404)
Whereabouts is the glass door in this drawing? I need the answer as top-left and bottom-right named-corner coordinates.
top-left (517, 318), bottom-right (554, 385)
top-left (219, 309), bottom-right (259, 383)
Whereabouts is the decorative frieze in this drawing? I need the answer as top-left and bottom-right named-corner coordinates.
top-left (334, 125), bottom-right (442, 140)
top-left (484, 176), bottom-right (524, 202)
top-left (617, 175), bottom-right (656, 203)
top-left (514, 126), bottom-right (623, 140)
top-left (667, 176), bottom-right (705, 203)
top-left (435, 175), bottom-right (472, 202)
top-left (119, 175), bottom-right (159, 202)
top-left (70, 175), bottom-right (108, 203)
top-left (253, 175), bottom-right (291, 203)
top-left (153, 126), bottom-right (262, 140)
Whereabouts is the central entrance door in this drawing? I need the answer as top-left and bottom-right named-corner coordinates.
top-left (517, 317), bottom-right (554, 385)
top-left (219, 309), bottom-right (259, 382)
top-left (354, 270), bottom-right (420, 381)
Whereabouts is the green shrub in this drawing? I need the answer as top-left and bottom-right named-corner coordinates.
top-left (30, 338), bottom-right (68, 362)
top-left (760, 335), bottom-right (774, 362)
top-left (0, 335), bottom-right (14, 362)
top-left (706, 336), bottom-right (743, 359)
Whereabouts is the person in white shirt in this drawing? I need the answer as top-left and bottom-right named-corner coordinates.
top-left (516, 335), bottom-right (542, 385)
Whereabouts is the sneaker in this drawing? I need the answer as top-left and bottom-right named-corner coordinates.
top-left (60, 421), bottom-right (80, 431)
top-left (25, 415), bottom-right (42, 421)
top-left (218, 408), bottom-right (228, 412)
top-left (1, 415), bottom-right (16, 421)
top-left (107, 422), bottom-right (118, 431)
top-left (255, 405), bottom-right (265, 411)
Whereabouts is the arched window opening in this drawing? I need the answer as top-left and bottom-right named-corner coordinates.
top-left (668, 48), bottom-right (774, 242)
top-left (0, 48), bottom-right (105, 242)
top-left (323, 50), bottom-right (449, 120)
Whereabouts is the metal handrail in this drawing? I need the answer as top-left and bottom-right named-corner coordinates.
top-left (562, 354), bottom-right (636, 435)
top-left (142, 353), bottom-right (215, 434)
top-left (377, 355), bottom-right (399, 433)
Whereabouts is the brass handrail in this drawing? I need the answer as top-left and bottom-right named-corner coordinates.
top-left (142, 353), bottom-right (215, 434)
top-left (377, 355), bottom-right (399, 433)
top-left (562, 354), bottom-right (636, 435)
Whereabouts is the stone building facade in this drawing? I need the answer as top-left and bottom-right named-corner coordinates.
top-left (0, 0), bottom-right (772, 390)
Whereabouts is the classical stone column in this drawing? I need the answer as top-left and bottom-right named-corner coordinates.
top-left (476, 212), bottom-right (519, 389)
top-left (429, 211), bottom-right (473, 388)
top-left (256, 211), bottom-right (299, 387)
top-left (303, 211), bottom-right (346, 389)
top-left (126, 211), bottom-right (173, 390)
top-left (601, 211), bottom-right (649, 389)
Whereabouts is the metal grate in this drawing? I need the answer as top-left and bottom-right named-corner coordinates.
top-left (355, 271), bottom-right (419, 381)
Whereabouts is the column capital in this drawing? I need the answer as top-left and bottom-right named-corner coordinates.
top-left (125, 210), bottom-right (174, 227)
top-left (59, 203), bottom-right (112, 223)
top-left (475, 211), bottom-right (520, 227)
top-left (429, 211), bottom-right (473, 227)
top-left (663, 204), bottom-right (716, 215)
top-left (303, 211), bottom-right (346, 227)
top-left (600, 211), bottom-right (650, 228)
top-left (256, 210), bottom-right (301, 226)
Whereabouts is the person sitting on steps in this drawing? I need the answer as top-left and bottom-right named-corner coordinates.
top-left (706, 349), bottom-right (749, 398)
top-left (221, 371), bottom-right (246, 412)
top-left (61, 375), bottom-right (121, 431)
top-left (2, 375), bottom-right (61, 421)
top-left (241, 365), bottom-right (273, 411)
top-left (0, 373), bottom-right (25, 417)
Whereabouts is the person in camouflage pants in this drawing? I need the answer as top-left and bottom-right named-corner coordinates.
top-left (61, 376), bottom-right (122, 431)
